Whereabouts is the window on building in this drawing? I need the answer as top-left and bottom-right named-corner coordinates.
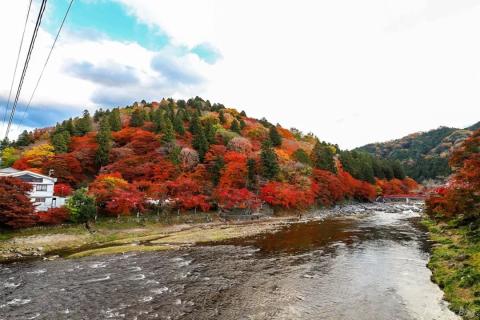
top-left (18, 174), bottom-right (43, 183)
top-left (34, 198), bottom-right (46, 203)
top-left (36, 184), bottom-right (48, 191)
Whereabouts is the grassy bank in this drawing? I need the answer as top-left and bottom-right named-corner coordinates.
top-left (0, 212), bottom-right (292, 262)
top-left (422, 217), bottom-right (480, 319)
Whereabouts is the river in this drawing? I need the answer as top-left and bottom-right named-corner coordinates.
top-left (0, 203), bottom-right (460, 320)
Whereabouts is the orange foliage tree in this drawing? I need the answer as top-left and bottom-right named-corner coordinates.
top-left (88, 173), bottom-right (144, 216)
top-left (426, 129), bottom-right (480, 221)
top-left (260, 181), bottom-right (315, 210)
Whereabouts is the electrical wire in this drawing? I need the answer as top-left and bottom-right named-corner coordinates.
top-left (1, 0), bottom-right (33, 136)
top-left (4, 0), bottom-right (48, 140)
top-left (17, 0), bottom-right (75, 130)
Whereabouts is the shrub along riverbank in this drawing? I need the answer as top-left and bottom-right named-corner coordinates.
top-left (423, 217), bottom-right (480, 320)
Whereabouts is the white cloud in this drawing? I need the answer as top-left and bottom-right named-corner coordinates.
top-left (116, 0), bottom-right (216, 47)
top-left (2, 0), bottom-right (480, 148)
top-left (0, 0), bottom-right (211, 139)
top-left (116, 0), bottom-right (480, 149)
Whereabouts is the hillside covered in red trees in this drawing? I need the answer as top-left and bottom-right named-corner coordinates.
top-left (0, 97), bottom-right (419, 228)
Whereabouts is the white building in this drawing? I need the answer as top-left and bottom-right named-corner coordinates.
top-left (0, 168), bottom-right (65, 211)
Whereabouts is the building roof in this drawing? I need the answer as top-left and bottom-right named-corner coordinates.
top-left (0, 167), bottom-right (57, 182)
top-left (0, 167), bottom-right (20, 175)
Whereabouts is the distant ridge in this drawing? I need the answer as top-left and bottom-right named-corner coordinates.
top-left (356, 123), bottom-right (478, 182)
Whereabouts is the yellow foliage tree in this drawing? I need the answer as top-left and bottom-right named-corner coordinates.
top-left (23, 144), bottom-right (55, 168)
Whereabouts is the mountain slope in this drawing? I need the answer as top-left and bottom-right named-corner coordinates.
top-left (1, 97), bottom-right (419, 223)
top-left (356, 124), bottom-right (477, 182)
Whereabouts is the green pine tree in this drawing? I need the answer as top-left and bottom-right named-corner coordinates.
top-left (193, 125), bottom-right (209, 162)
top-left (166, 146), bottom-right (179, 166)
top-left (130, 109), bottom-right (144, 127)
top-left (16, 130), bottom-right (33, 147)
top-left (173, 111), bottom-right (185, 135)
top-left (311, 139), bottom-right (336, 173)
top-left (247, 158), bottom-right (257, 189)
top-left (211, 156), bottom-right (225, 186)
top-left (95, 117), bottom-right (112, 168)
top-left (230, 119), bottom-right (241, 133)
top-left (205, 121), bottom-right (216, 144)
top-left (51, 131), bottom-right (70, 154)
top-left (76, 110), bottom-right (93, 136)
top-left (189, 112), bottom-right (201, 135)
top-left (261, 140), bottom-right (279, 179)
top-left (162, 117), bottom-right (175, 142)
top-left (152, 109), bottom-right (165, 133)
top-left (292, 148), bottom-right (311, 165)
top-left (109, 108), bottom-right (122, 132)
top-left (240, 119), bottom-right (246, 130)
top-left (392, 161), bottom-right (406, 180)
top-left (65, 118), bottom-right (76, 136)
top-left (269, 126), bottom-right (282, 147)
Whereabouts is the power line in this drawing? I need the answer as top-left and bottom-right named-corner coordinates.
top-left (17, 0), bottom-right (75, 130)
top-left (1, 0), bottom-right (33, 136)
top-left (4, 0), bottom-right (47, 141)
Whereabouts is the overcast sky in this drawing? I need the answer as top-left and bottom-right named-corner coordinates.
top-left (0, 0), bottom-right (479, 149)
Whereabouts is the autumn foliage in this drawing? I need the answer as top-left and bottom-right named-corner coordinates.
top-left (3, 98), bottom-right (425, 229)
top-left (426, 129), bottom-right (480, 221)
top-left (36, 208), bottom-right (70, 225)
top-left (0, 177), bottom-right (37, 229)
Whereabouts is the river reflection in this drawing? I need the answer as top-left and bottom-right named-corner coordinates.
top-left (0, 207), bottom-right (460, 320)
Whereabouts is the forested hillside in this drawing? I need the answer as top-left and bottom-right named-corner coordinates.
top-left (356, 124), bottom-right (478, 182)
top-left (0, 97), bottom-right (419, 228)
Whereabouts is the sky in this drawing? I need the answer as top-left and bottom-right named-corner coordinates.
top-left (0, 0), bottom-right (479, 149)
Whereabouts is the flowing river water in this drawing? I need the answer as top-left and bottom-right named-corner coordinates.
top-left (0, 204), bottom-right (460, 320)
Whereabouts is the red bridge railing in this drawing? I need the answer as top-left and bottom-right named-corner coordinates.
top-left (381, 194), bottom-right (427, 200)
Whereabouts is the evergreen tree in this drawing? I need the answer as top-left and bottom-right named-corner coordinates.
top-left (247, 158), bottom-right (256, 189)
top-left (311, 140), bottom-right (336, 173)
top-left (95, 116), bottom-right (112, 168)
top-left (169, 146), bottom-right (181, 165)
top-left (65, 118), bottom-right (76, 136)
top-left (144, 109), bottom-right (151, 122)
top-left (211, 156), bottom-right (225, 186)
top-left (16, 130), bottom-right (33, 146)
top-left (162, 117), bottom-right (175, 143)
top-left (152, 109), bottom-right (165, 133)
top-left (192, 125), bottom-right (209, 162)
top-left (93, 108), bottom-right (104, 122)
top-left (51, 131), bottom-right (71, 154)
top-left (167, 103), bottom-right (175, 121)
top-left (372, 158), bottom-right (385, 179)
top-left (382, 161), bottom-right (394, 180)
top-left (240, 110), bottom-right (247, 117)
top-left (76, 110), bottom-right (93, 136)
top-left (239, 119), bottom-right (246, 130)
top-left (230, 119), bottom-right (241, 133)
top-left (177, 99), bottom-right (186, 108)
top-left (173, 111), bottom-right (185, 135)
top-left (392, 161), bottom-right (406, 180)
top-left (189, 112), bottom-right (201, 134)
top-left (205, 121), bottom-right (216, 144)
top-left (261, 140), bottom-right (279, 179)
top-left (130, 109), bottom-right (144, 127)
top-left (109, 108), bottom-right (122, 131)
top-left (292, 148), bottom-right (311, 165)
top-left (269, 126), bottom-right (282, 147)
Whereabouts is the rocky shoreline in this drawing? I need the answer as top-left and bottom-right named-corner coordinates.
top-left (0, 202), bottom-right (424, 263)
